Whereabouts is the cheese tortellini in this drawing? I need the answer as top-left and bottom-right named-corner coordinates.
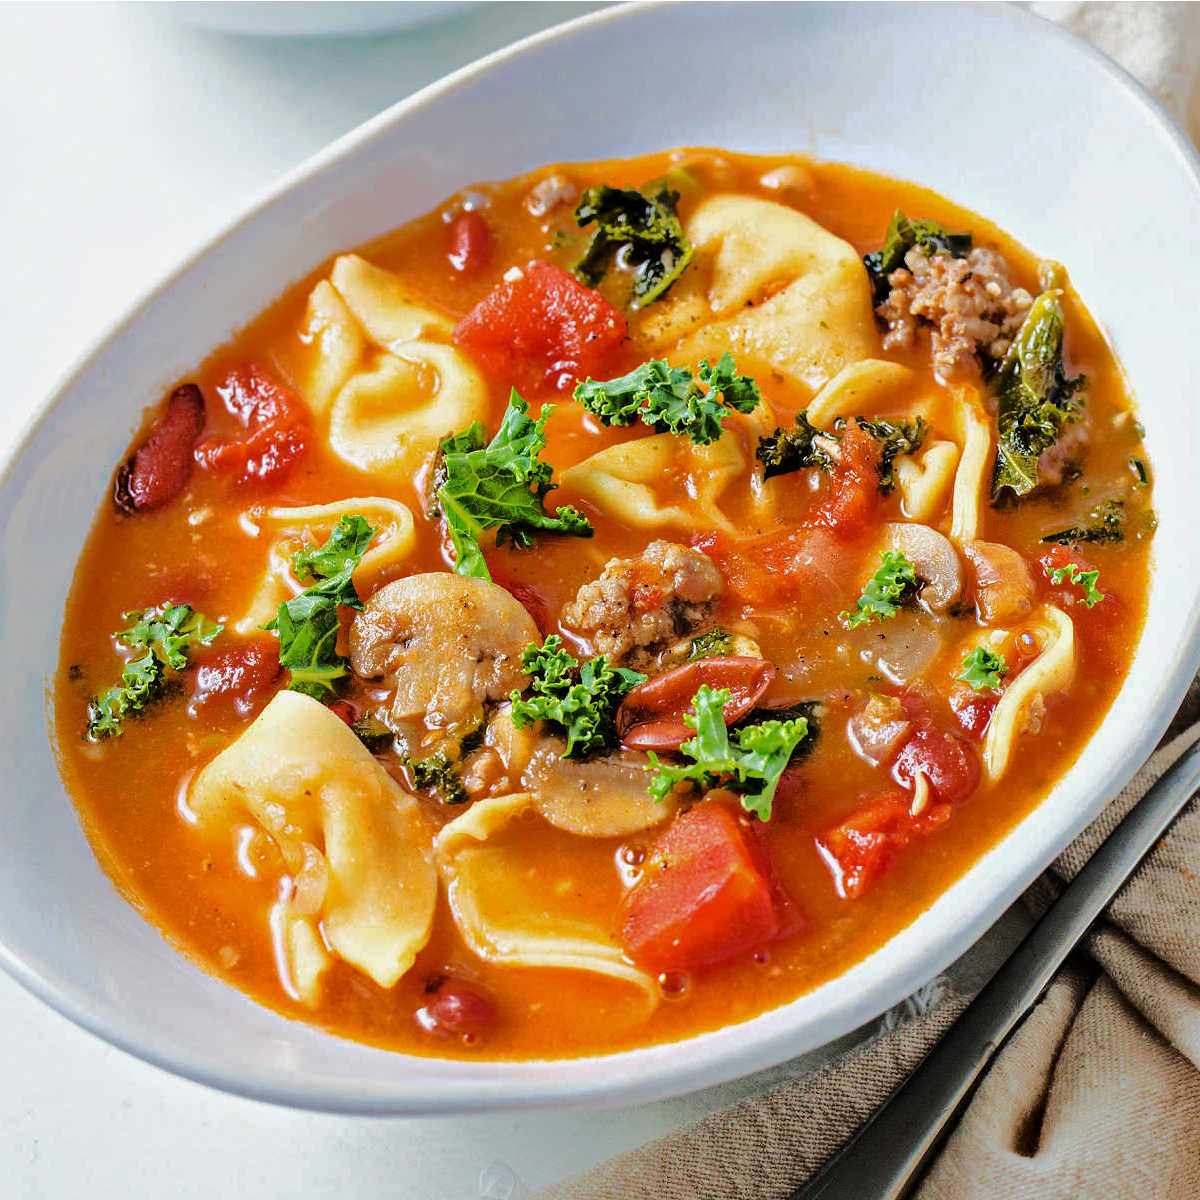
top-left (643, 195), bottom-right (880, 393)
top-left (189, 691), bottom-right (437, 1003)
top-left (288, 254), bottom-right (487, 480)
top-left (435, 792), bottom-right (656, 1003)
top-left (234, 495), bottom-right (416, 635)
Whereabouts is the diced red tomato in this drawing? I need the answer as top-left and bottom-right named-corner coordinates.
top-left (617, 657), bottom-right (776, 751)
top-left (453, 259), bottom-right (627, 396)
top-left (807, 422), bottom-right (883, 537)
top-left (892, 726), bottom-right (980, 807)
top-left (194, 363), bottom-right (309, 487)
top-left (113, 383), bottom-right (206, 513)
top-left (621, 802), bottom-right (781, 972)
top-left (693, 526), bottom-right (846, 608)
top-left (818, 790), bottom-right (952, 900)
top-left (950, 690), bottom-right (998, 739)
top-left (189, 639), bottom-right (283, 718)
top-left (631, 584), bottom-right (665, 614)
top-left (447, 211), bottom-right (492, 274)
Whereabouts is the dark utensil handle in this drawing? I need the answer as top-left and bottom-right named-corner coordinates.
top-left (794, 732), bottom-right (1200, 1200)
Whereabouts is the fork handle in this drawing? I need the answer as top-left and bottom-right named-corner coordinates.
top-left (793, 732), bottom-right (1200, 1200)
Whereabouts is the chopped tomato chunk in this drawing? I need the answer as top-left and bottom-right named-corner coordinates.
top-left (189, 639), bottom-right (283, 718)
top-left (194, 363), bottom-right (309, 487)
top-left (621, 803), bottom-right (781, 972)
top-left (453, 259), bottom-right (627, 395)
top-left (818, 790), bottom-right (951, 900)
top-left (950, 690), bottom-right (998, 739)
top-left (447, 210), bottom-right (492, 274)
top-left (113, 383), bottom-right (205, 514)
top-left (693, 526), bottom-right (846, 608)
top-left (892, 726), bottom-right (981, 806)
top-left (807, 422), bottom-right (883, 537)
top-left (489, 572), bottom-right (553, 634)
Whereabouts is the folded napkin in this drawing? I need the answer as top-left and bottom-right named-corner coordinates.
top-left (538, 7), bottom-right (1200, 1197)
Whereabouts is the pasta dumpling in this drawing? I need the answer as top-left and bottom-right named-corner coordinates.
top-left (435, 792), bottom-right (656, 1003)
top-left (234, 495), bottom-right (416, 634)
top-left (289, 253), bottom-right (487, 481)
top-left (189, 691), bottom-right (437, 1003)
top-left (644, 196), bottom-right (880, 393)
top-left (561, 430), bottom-right (746, 534)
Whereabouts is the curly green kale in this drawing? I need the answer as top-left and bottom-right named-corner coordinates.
top-left (863, 210), bottom-right (973, 304)
top-left (1041, 498), bottom-right (1124, 546)
top-left (645, 685), bottom-right (811, 821)
top-left (510, 635), bottom-right (646, 759)
top-left (958, 647), bottom-right (1008, 690)
top-left (436, 391), bottom-right (592, 580)
top-left (1044, 561), bottom-right (1105, 608)
top-left (990, 290), bottom-right (1085, 500)
top-left (687, 628), bottom-right (734, 661)
top-left (755, 409), bottom-right (834, 479)
top-left (573, 184), bottom-right (693, 308)
top-left (87, 604), bottom-right (223, 739)
top-left (266, 514), bottom-right (375, 699)
top-left (841, 550), bottom-right (917, 630)
top-left (574, 353), bottom-right (760, 446)
top-left (406, 752), bottom-right (469, 805)
top-left (853, 415), bottom-right (929, 494)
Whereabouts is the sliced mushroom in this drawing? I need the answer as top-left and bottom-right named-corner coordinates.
top-left (882, 523), bottom-right (963, 613)
top-left (860, 611), bottom-right (944, 686)
top-left (521, 743), bottom-right (674, 837)
top-left (964, 541), bottom-right (1035, 623)
top-left (348, 574), bottom-right (537, 733)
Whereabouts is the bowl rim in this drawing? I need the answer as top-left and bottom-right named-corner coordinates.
top-left (4, 0), bottom-right (1200, 1115)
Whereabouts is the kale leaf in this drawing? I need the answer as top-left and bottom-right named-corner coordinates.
top-left (1044, 561), bottom-right (1105, 608)
top-left (854, 415), bottom-right (929, 493)
top-left (406, 752), bottom-right (469, 805)
top-left (436, 391), bottom-right (593, 580)
top-left (863, 210), bottom-right (973, 304)
top-left (573, 184), bottom-right (694, 308)
top-left (958, 647), bottom-right (1008, 690)
top-left (266, 514), bottom-right (375, 699)
top-left (688, 628), bottom-right (734, 661)
top-left (755, 409), bottom-right (834, 479)
top-left (1041, 498), bottom-right (1124, 545)
top-left (990, 290), bottom-right (1085, 500)
top-left (509, 635), bottom-right (646, 759)
top-left (841, 550), bottom-right (917, 630)
top-left (87, 603), bottom-right (223, 739)
top-left (645, 685), bottom-right (811, 821)
top-left (574, 353), bottom-right (760, 446)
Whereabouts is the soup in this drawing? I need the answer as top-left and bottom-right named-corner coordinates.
top-left (54, 150), bottom-right (1154, 1060)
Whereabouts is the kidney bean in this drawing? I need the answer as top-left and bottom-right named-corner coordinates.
top-left (617, 657), bottom-right (776, 751)
top-left (447, 210), bottom-right (493, 273)
top-left (113, 384), bottom-right (205, 514)
top-left (415, 979), bottom-right (496, 1040)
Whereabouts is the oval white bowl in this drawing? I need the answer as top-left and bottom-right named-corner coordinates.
top-left (2, 1), bottom-right (1199, 1114)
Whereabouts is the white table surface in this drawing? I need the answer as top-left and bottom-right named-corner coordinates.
top-left (0, 4), bottom-right (1031, 1196)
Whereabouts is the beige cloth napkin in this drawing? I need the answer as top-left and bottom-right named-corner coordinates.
top-left (538, 6), bottom-right (1200, 1197)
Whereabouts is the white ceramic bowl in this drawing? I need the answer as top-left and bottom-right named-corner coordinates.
top-left (3, 1), bottom-right (1198, 1115)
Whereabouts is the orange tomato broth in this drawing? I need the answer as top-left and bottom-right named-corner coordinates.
top-left (53, 149), bottom-right (1152, 1060)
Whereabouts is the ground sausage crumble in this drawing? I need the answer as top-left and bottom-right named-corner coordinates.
top-left (562, 540), bottom-right (723, 668)
top-left (877, 246), bottom-right (1033, 381)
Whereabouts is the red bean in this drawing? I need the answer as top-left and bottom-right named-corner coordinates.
top-left (327, 700), bottom-right (358, 726)
top-left (415, 980), bottom-right (496, 1040)
top-left (190, 640), bottom-right (283, 718)
top-left (113, 384), bottom-right (205, 513)
top-left (447, 210), bottom-right (492, 273)
top-left (617, 657), bottom-right (776, 751)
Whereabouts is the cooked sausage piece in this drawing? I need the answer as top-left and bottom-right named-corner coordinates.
top-left (113, 384), bottom-right (205, 513)
top-left (562, 540), bottom-right (723, 668)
